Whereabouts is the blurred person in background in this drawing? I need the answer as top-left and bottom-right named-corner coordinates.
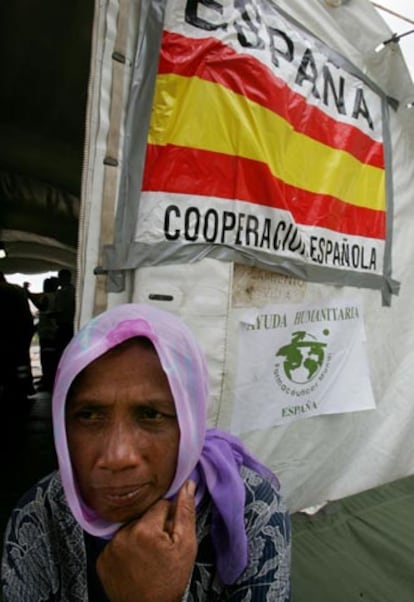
top-left (55, 269), bottom-right (76, 360)
top-left (0, 272), bottom-right (35, 412)
top-left (26, 276), bottom-right (59, 392)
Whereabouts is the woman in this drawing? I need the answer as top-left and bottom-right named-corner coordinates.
top-left (2, 304), bottom-right (291, 601)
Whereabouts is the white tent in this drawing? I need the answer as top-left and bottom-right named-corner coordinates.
top-left (77, 0), bottom-right (414, 514)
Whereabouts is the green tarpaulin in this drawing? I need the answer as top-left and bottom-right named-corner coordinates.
top-left (292, 475), bottom-right (414, 601)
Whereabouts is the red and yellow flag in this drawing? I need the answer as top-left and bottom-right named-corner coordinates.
top-left (136, 0), bottom-right (389, 284)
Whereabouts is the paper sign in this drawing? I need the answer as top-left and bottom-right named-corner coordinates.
top-left (231, 299), bottom-right (376, 433)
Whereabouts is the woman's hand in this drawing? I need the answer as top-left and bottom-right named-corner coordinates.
top-left (96, 481), bottom-right (197, 602)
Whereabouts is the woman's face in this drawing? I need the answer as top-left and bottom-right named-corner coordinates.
top-left (66, 339), bottom-right (180, 523)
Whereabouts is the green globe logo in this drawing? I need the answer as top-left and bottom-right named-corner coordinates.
top-left (276, 330), bottom-right (330, 384)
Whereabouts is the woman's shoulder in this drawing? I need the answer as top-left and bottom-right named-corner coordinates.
top-left (13, 470), bottom-right (64, 510)
top-left (6, 470), bottom-right (76, 542)
top-left (241, 464), bottom-right (286, 508)
top-left (240, 465), bottom-right (291, 544)
top-left (2, 472), bottom-right (87, 601)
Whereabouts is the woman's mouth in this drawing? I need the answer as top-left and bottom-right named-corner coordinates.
top-left (87, 482), bottom-right (160, 522)
top-left (100, 485), bottom-right (149, 508)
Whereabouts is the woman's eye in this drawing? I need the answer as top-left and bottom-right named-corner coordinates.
top-left (72, 408), bottom-right (104, 422)
top-left (135, 406), bottom-right (177, 423)
top-left (137, 407), bottom-right (164, 421)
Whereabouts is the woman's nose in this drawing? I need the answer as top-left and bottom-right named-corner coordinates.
top-left (98, 419), bottom-right (144, 472)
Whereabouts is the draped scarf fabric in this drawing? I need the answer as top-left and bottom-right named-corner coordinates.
top-left (52, 303), bottom-right (278, 585)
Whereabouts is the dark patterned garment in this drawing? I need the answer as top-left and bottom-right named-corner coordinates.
top-left (2, 467), bottom-right (291, 601)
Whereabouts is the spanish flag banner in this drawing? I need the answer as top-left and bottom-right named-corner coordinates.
top-left (130, 0), bottom-right (394, 295)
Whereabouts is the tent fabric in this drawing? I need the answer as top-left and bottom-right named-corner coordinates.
top-left (0, 0), bottom-right (94, 274)
top-left (0, 170), bottom-right (79, 272)
top-left (77, 0), bottom-right (414, 515)
top-left (292, 474), bottom-right (414, 601)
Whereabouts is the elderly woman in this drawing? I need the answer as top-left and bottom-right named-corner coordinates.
top-left (2, 304), bottom-right (291, 601)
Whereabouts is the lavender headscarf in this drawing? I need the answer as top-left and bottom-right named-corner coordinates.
top-left (52, 303), bottom-right (278, 585)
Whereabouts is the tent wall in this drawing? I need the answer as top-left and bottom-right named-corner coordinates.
top-left (77, 0), bottom-right (414, 512)
top-left (0, 0), bottom-right (94, 274)
top-left (292, 474), bottom-right (414, 601)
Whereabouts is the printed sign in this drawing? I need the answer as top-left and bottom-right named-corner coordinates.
top-left (231, 299), bottom-right (376, 433)
top-left (128, 0), bottom-right (394, 294)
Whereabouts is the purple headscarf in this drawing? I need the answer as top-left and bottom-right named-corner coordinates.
top-left (52, 303), bottom-right (278, 585)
